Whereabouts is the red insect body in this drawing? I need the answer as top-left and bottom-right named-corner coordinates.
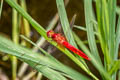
top-left (47, 30), bottom-right (90, 60)
top-left (63, 41), bottom-right (90, 60)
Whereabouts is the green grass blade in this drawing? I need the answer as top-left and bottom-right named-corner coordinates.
top-left (84, 0), bottom-right (102, 65)
top-left (113, 13), bottom-right (120, 80)
top-left (73, 32), bottom-right (111, 80)
top-left (23, 60), bottom-right (67, 80)
top-left (56, 0), bottom-right (77, 47)
top-left (74, 25), bottom-right (98, 35)
top-left (96, 0), bottom-right (105, 55)
top-left (84, 0), bottom-right (112, 79)
top-left (113, 10), bottom-right (120, 80)
top-left (96, 0), bottom-right (111, 71)
top-left (74, 25), bottom-right (87, 31)
top-left (73, 33), bottom-right (91, 58)
top-left (115, 15), bottom-right (120, 59)
top-left (73, 33), bottom-right (99, 80)
top-left (93, 0), bottom-right (120, 15)
top-left (108, 60), bottom-right (120, 75)
top-left (102, 0), bottom-right (109, 43)
top-left (12, 0), bottom-right (19, 79)
top-left (0, 36), bottom-right (89, 80)
top-left (1, 46), bottom-right (67, 80)
top-left (108, 0), bottom-right (116, 60)
top-left (109, 2), bottom-right (118, 79)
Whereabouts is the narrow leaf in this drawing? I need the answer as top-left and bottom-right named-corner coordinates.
top-left (108, 60), bottom-right (120, 75)
top-left (56, 0), bottom-right (77, 47)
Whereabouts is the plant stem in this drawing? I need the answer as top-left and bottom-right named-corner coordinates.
top-left (12, 0), bottom-right (18, 79)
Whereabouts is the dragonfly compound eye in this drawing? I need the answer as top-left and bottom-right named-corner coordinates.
top-left (47, 30), bottom-right (54, 38)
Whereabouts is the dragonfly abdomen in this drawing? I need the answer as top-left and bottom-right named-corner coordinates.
top-left (63, 41), bottom-right (90, 60)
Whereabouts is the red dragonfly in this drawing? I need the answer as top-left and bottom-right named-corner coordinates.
top-left (47, 30), bottom-right (90, 60)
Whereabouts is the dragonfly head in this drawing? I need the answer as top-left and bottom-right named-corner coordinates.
top-left (47, 30), bottom-right (55, 38)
